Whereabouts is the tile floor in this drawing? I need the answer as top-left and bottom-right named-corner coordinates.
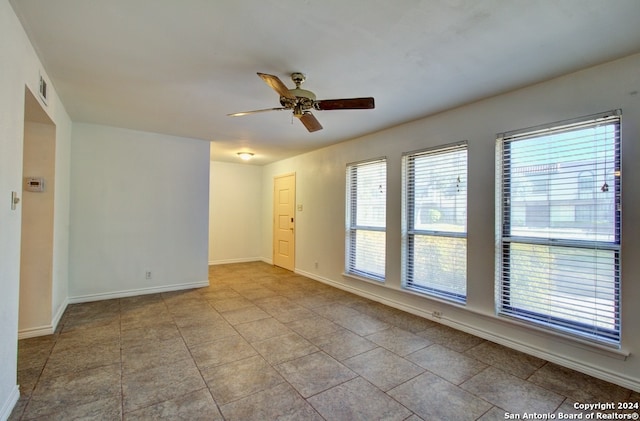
top-left (10, 262), bottom-right (639, 420)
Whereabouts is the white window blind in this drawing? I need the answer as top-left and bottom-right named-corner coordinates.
top-left (403, 143), bottom-right (467, 302)
top-left (496, 111), bottom-right (621, 345)
top-left (346, 158), bottom-right (386, 281)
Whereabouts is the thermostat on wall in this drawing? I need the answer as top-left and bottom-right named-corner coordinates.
top-left (24, 177), bottom-right (45, 192)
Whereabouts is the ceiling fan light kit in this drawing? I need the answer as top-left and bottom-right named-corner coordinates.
top-left (228, 72), bottom-right (375, 132)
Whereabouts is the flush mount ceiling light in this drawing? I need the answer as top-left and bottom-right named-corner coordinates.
top-left (237, 152), bottom-right (254, 161)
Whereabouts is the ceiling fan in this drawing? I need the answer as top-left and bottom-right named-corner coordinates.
top-left (228, 72), bottom-right (375, 132)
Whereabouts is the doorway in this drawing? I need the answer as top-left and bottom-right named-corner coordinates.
top-left (273, 173), bottom-right (295, 271)
top-left (19, 88), bottom-right (56, 337)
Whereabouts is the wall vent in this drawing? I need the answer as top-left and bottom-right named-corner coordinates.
top-left (39, 73), bottom-right (48, 105)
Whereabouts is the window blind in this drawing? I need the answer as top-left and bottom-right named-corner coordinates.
top-left (403, 143), bottom-right (467, 302)
top-left (346, 158), bottom-right (386, 281)
top-left (496, 111), bottom-right (621, 345)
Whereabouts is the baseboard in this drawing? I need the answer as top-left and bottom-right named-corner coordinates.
top-left (0, 385), bottom-right (19, 421)
top-left (18, 325), bottom-right (54, 340)
top-left (454, 320), bottom-right (640, 391)
top-left (68, 280), bottom-right (210, 304)
top-left (51, 297), bottom-right (68, 332)
top-left (17, 298), bottom-right (69, 340)
top-left (19, 281), bottom-right (210, 337)
top-left (209, 257), bottom-right (274, 266)
top-left (295, 268), bottom-right (640, 392)
top-left (209, 257), bottom-right (263, 265)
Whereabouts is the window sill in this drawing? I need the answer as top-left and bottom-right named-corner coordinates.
top-left (495, 313), bottom-right (629, 361)
top-left (403, 284), bottom-right (466, 306)
top-left (342, 272), bottom-right (385, 285)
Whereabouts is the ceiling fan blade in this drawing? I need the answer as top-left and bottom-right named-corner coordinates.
top-left (227, 107), bottom-right (286, 117)
top-left (297, 112), bottom-right (323, 132)
top-left (257, 72), bottom-right (296, 99)
top-left (315, 97), bottom-right (375, 111)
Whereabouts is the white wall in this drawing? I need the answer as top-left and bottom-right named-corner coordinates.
top-left (69, 123), bottom-right (210, 301)
top-left (261, 54), bottom-right (640, 391)
top-left (209, 161), bottom-right (262, 264)
top-left (0, 1), bottom-right (72, 418)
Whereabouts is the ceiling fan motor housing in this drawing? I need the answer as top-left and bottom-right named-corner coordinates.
top-left (280, 92), bottom-right (315, 111)
top-left (280, 72), bottom-right (316, 114)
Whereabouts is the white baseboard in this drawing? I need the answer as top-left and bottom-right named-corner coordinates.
top-left (18, 282), bottom-right (208, 336)
top-left (17, 298), bottom-right (68, 340)
top-left (295, 268), bottom-right (640, 393)
top-left (52, 297), bottom-right (68, 331)
top-left (208, 257), bottom-right (273, 266)
top-left (68, 280), bottom-right (210, 304)
top-left (209, 257), bottom-right (263, 265)
top-left (0, 385), bottom-right (19, 421)
top-left (18, 325), bottom-right (54, 340)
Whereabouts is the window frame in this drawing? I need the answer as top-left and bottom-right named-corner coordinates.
top-left (402, 142), bottom-right (468, 303)
top-left (496, 110), bottom-right (622, 346)
top-left (345, 157), bottom-right (387, 282)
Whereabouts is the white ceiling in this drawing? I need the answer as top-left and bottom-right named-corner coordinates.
top-left (10, 0), bottom-right (640, 165)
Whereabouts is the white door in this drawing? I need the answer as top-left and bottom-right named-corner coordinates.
top-left (273, 173), bottom-right (295, 271)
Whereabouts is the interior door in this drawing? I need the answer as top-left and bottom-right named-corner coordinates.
top-left (273, 173), bottom-right (295, 271)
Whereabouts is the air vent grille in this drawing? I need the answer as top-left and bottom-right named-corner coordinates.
top-left (39, 74), bottom-right (47, 105)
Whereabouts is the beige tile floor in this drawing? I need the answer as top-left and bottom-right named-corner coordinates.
top-left (10, 262), bottom-right (639, 420)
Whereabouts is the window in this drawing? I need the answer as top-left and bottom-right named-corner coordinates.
top-left (346, 158), bottom-right (386, 281)
top-left (578, 171), bottom-right (595, 199)
top-left (403, 143), bottom-right (467, 302)
top-left (496, 111), bottom-right (621, 345)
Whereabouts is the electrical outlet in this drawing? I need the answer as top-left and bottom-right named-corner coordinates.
top-left (145, 271), bottom-right (152, 279)
top-left (432, 310), bottom-right (443, 319)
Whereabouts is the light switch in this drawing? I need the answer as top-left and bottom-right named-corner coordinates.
top-left (297, 204), bottom-right (303, 211)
